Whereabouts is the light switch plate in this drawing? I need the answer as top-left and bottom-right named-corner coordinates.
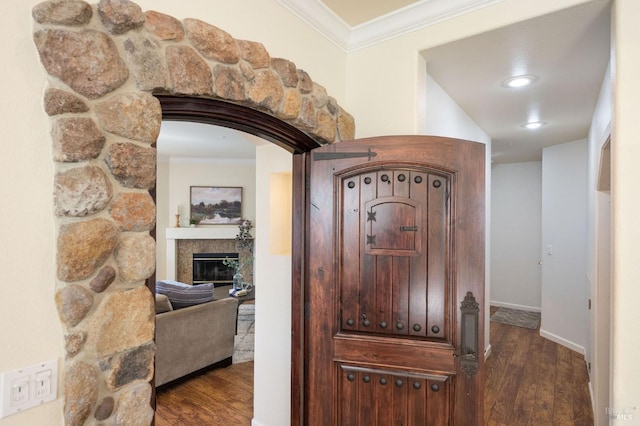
top-left (0, 360), bottom-right (58, 419)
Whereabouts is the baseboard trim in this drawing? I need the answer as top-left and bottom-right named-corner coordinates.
top-left (539, 328), bottom-right (586, 356)
top-left (490, 300), bottom-right (541, 313)
top-left (588, 381), bottom-right (596, 421)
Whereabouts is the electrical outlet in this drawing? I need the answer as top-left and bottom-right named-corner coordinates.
top-left (0, 360), bottom-right (58, 419)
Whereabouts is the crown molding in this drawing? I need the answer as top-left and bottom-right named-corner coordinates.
top-left (274, 0), bottom-right (351, 51)
top-left (276, 0), bottom-right (505, 53)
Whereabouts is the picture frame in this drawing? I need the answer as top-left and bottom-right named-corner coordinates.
top-left (190, 186), bottom-right (243, 225)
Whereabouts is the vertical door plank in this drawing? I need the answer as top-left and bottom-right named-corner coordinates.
top-left (360, 172), bottom-right (377, 332)
top-left (426, 174), bottom-right (448, 340)
top-left (341, 176), bottom-right (361, 332)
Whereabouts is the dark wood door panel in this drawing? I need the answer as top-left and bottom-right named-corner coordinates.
top-left (338, 364), bottom-right (450, 426)
top-left (306, 136), bottom-right (485, 425)
top-left (339, 166), bottom-right (451, 342)
top-left (333, 335), bottom-right (455, 374)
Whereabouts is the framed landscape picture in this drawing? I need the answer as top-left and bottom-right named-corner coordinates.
top-left (190, 186), bottom-right (243, 225)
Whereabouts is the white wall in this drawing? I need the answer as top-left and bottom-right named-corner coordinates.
top-left (253, 145), bottom-right (292, 426)
top-left (425, 74), bottom-right (492, 144)
top-left (611, 0), bottom-right (640, 417)
top-left (586, 60), bottom-right (612, 426)
top-left (8, 0), bottom-right (640, 425)
top-left (0, 1), bottom-right (64, 424)
top-left (424, 73), bottom-right (493, 354)
top-left (156, 158), bottom-right (256, 279)
top-left (491, 162), bottom-right (542, 311)
top-left (540, 140), bottom-right (588, 354)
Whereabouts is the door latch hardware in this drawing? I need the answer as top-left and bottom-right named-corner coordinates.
top-left (400, 226), bottom-right (418, 232)
top-left (456, 291), bottom-right (480, 379)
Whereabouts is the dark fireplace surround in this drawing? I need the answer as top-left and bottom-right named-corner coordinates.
top-left (192, 252), bottom-right (238, 285)
top-left (176, 239), bottom-right (252, 285)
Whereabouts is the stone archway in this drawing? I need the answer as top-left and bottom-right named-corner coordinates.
top-left (32, 1), bottom-right (354, 424)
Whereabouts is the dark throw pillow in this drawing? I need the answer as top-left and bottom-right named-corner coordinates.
top-left (156, 280), bottom-right (214, 309)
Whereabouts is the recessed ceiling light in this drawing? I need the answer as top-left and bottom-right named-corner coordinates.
top-left (522, 121), bottom-right (545, 129)
top-left (502, 74), bottom-right (538, 88)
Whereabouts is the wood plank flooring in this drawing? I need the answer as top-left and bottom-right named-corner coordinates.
top-left (154, 308), bottom-right (594, 425)
top-left (155, 361), bottom-right (254, 426)
top-left (485, 306), bottom-right (593, 426)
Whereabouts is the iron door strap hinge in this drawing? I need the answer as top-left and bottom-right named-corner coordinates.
top-left (312, 148), bottom-right (377, 161)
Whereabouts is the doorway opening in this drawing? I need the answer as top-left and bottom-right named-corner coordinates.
top-left (153, 114), bottom-right (294, 422)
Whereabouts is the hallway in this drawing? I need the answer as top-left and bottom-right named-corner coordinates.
top-left (485, 307), bottom-right (593, 425)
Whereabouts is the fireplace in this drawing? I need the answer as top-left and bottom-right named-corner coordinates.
top-left (192, 252), bottom-right (238, 285)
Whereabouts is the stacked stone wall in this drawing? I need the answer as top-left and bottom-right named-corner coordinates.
top-left (32, 0), bottom-right (355, 424)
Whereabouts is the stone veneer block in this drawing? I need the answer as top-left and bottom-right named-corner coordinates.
top-left (64, 332), bottom-right (85, 357)
top-left (278, 88), bottom-right (302, 120)
top-left (95, 92), bottom-right (162, 143)
top-left (34, 29), bottom-right (129, 99)
top-left (115, 234), bottom-right (156, 282)
top-left (110, 192), bottom-right (156, 231)
top-left (184, 18), bottom-right (240, 64)
top-left (106, 343), bottom-right (154, 390)
top-left (51, 117), bottom-right (105, 163)
top-left (315, 110), bottom-right (337, 144)
top-left (294, 97), bottom-right (318, 131)
top-left (44, 88), bottom-right (89, 116)
top-left (246, 70), bottom-right (284, 114)
top-left (115, 383), bottom-right (154, 425)
top-left (271, 57), bottom-right (299, 88)
top-left (166, 45), bottom-right (213, 96)
top-left (123, 34), bottom-right (168, 92)
top-left (94, 396), bottom-right (115, 421)
top-left (64, 361), bottom-right (98, 426)
top-left (213, 65), bottom-right (246, 101)
top-left (144, 10), bottom-right (184, 41)
top-left (297, 69), bottom-right (314, 94)
top-left (105, 142), bottom-right (157, 189)
top-left (57, 218), bottom-right (118, 281)
top-left (54, 165), bottom-right (113, 217)
top-left (56, 285), bottom-right (94, 327)
top-left (89, 265), bottom-right (117, 293)
top-left (311, 82), bottom-right (329, 108)
top-left (32, 0), bottom-right (93, 26)
top-left (87, 286), bottom-right (154, 357)
top-left (238, 39), bottom-right (270, 69)
top-left (337, 108), bottom-right (356, 141)
top-left (98, 0), bottom-right (145, 35)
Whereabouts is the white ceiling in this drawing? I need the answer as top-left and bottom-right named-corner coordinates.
top-left (158, 0), bottom-right (611, 164)
top-left (157, 121), bottom-right (268, 162)
top-left (423, 1), bottom-right (610, 163)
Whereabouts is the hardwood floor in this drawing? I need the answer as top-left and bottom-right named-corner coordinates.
top-left (485, 306), bottom-right (593, 425)
top-left (154, 310), bottom-right (594, 425)
top-left (155, 361), bottom-right (254, 426)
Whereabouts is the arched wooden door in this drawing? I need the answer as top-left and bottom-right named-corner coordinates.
top-left (304, 136), bottom-right (485, 425)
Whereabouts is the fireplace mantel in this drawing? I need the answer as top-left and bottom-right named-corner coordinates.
top-left (165, 227), bottom-right (238, 281)
top-left (166, 226), bottom-right (238, 241)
